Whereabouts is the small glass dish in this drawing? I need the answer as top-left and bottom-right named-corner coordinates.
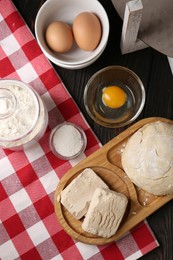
top-left (49, 122), bottom-right (87, 160)
top-left (84, 66), bottom-right (146, 128)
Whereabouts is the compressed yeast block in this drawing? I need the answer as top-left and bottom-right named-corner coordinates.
top-left (82, 187), bottom-right (128, 238)
top-left (60, 168), bottom-right (108, 219)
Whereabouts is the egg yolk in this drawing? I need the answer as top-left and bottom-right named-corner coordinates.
top-left (102, 86), bottom-right (127, 108)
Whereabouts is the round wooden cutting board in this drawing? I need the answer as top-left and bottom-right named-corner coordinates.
top-left (54, 165), bottom-right (133, 245)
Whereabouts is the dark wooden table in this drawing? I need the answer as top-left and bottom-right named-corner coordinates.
top-left (12, 0), bottom-right (173, 259)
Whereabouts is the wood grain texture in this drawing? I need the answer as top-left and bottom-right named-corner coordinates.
top-left (54, 117), bottom-right (173, 245)
top-left (12, 0), bottom-right (173, 258)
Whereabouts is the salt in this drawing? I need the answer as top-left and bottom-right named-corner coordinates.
top-left (53, 124), bottom-right (84, 158)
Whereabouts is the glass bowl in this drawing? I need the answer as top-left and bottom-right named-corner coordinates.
top-left (84, 66), bottom-right (146, 128)
top-left (49, 122), bottom-right (87, 160)
top-left (0, 79), bottom-right (48, 150)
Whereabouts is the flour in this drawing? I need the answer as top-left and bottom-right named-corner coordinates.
top-left (0, 81), bottom-right (48, 149)
top-left (0, 96), bottom-right (13, 114)
top-left (53, 124), bottom-right (84, 157)
top-left (0, 84), bottom-right (38, 139)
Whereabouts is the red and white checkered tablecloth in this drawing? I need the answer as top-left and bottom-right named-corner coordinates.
top-left (0, 1), bottom-right (159, 259)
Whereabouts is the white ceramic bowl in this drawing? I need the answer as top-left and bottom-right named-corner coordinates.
top-left (35, 0), bottom-right (109, 69)
top-left (46, 40), bottom-right (108, 69)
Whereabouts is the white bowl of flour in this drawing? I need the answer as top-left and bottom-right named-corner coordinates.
top-left (0, 79), bottom-right (48, 150)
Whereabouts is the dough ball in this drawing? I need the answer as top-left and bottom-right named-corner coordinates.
top-left (121, 121), bottom-right (173, 195)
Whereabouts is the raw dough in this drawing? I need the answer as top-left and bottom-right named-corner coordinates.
top-left (121, 121), bottom-right (173, 195)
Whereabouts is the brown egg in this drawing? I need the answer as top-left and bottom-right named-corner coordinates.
top-left (45, 21), bottom-right (73, 53)
top-left (73, 12), bottom-right (102, 51)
